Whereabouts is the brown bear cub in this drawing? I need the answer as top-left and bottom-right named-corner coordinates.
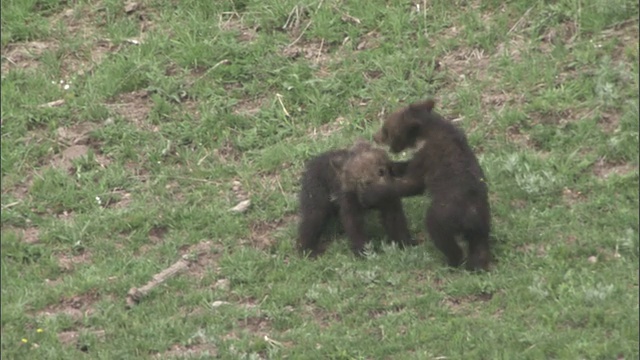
top-left (362, 99), bottom-right (492, 271)
top-left (297, 140), bottom-right (417, 257)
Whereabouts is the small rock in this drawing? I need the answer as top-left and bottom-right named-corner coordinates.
top-left (211, 301), bottom-right (230, 308)
top-left (230, 199), bottom-right (251, 213)
top-left (214, 279), bottom-right (230, 291)
top-left (587, 256), bottom-right (598, 263)
top-left (124, 1), bottom-right (139, 13)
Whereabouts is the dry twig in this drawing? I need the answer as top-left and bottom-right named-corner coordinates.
top-left (126, 242), bottom-right (211, 308)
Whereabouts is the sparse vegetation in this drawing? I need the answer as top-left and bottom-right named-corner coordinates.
top-left (2, 0), bottom-right (638, 358)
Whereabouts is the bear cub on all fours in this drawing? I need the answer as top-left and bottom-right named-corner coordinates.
top-left (362, 99), bottom-right (492, 271)
top-left (297, 140), bottom-right (417, 258)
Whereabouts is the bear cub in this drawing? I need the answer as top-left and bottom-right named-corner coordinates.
top-left (297, 140), bottom-right (417, 257)
top-left (363, 99), bottom-right (492, 271)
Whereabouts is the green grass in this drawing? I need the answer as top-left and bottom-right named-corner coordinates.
top-left (2, 0), bottom-right (639, 358)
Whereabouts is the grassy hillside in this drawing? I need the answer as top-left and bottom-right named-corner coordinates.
top-left (2, 0), bottom-right (638, 358)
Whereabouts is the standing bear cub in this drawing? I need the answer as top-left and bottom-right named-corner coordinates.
top-left (297, 140), bottom-right (417, 257)
top-left (362, 99), bottom-right (492, 271)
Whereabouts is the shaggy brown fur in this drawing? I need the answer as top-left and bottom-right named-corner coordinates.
top-left (363, 99), bottom-right (492, 271)
top-left (297, 140), bottom-right (416, 257)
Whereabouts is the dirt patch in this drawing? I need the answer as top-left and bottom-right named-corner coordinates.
top-left (246, 221), bottom-right (278, 250)
top-left (354, 31), bottom-right (381, 52)
top-left (57, 330), bottom-right (81, 346)
top-left (2, 226), bottom-right (40, 244)
top-left (231, 179), bottom-right (250, 202)
top-left (3, 175), bottom-right (33, 202)
top-left (223, 82), bottom-right (243, 92)
top-left (60, 39), bottom-right (120, 79)
top-left (236, 296), bottom-right (260, 309)
top-left (439, 46), bottom-right (491, 82)
top-left (103, 189), bottom-right (133, 209)
top-left (219, 13), bottom-right (259, 42)
top-left (530, 108), bottom-right (590, 127)
top-left (510, 199), bottom-right (528, 209)
top-left (182, 99), bottom-right (201, 120)
top-left (56, 122), bottom-right (97, 145)
top-left (256, 170), bottom-right (293, 196)
top-left (50, 144), bottom-right (111, 173)
top-left (595, 246), bottom-right (624, 262)
top-left (538, 21), bottom-right (579, 54)
top-left (214, 140), bottom-right (242, 163)
top-left (562, 187), bottom-right (586, 205)
top-left (20, 227), bottom-right (40, 244)
top-left (592, 158), bottom-right (637, 179)
top-left (148, 225), bottom-right (168, 243)
top-left (597, 111), bottom-right (621, 133)
top-left (363, 70), bottom-right (383, 82)
top-left (410, 271), bottom-right (445, 292)
top-left (37, 290), bottom-right (100, 322)
top-left (56, 210), bottom-right (75, 221)
top-left (309, 117), bottom-right (346, 140)
top-left (278, 4), bottom-right (333, 65)
top-left (505, 125), bottom-right (535, 149)
top-left (50, 7), bottom-right (99, 40)
top-left (237, 315), bottom-right (272, 336)
top-left (163, 181), bottom-right (185, 203)
top-left (597, 19), bottom-right (639, 63)
top-left (349, 97), bottom-right (371, 109)
top-left (368, 304), bottom-right (405, 319)
top-left (314, 64), bottom-right (332, 78)
top-left (58, 329), bottom-right (105, 352)
top-left (2, 6), bottom-right (121, 76)
top-left (186, 242), bottom-right (224, 279)
top-left (438, 23), bottom-right (463, 43)
top-left (430, 275), bottom-right (445, 290)
top-left (306, 305), bottom-right (342, 329)
top-left (57, 249), bottom-right (93, 273)
top-left (495, 35), bottom-right (528, 62)
top-left (107, 90), bottom-right (154, 128)
top-left (515, 242), bottom-right (548, 257)
top-left (245, 214), bottom-right (296, 250)
top-left (1, 41), bottom-right (58, 74)
top-left (157, 343), bottom-right (218, 359)
top-left (133, 230), bottom-right (162, 257)
top-left (51, 122), bottom-right (111, 172)
top-left (50, 2), bottom-right (142, 77)
top-left (213, 278), bottom-right (230, 291)
top-left (52, 145), bottom-right (90, 170)
top-left (481, 88), bottom-right (525, 110)
top-left (283, 38), bottom-right (331, 64)
top-left (125, 161), bottom-right (150, 182)
top-left (442, 292), bottom-right (493, 314)
top-left (232, 95), bottom-right (267, 116)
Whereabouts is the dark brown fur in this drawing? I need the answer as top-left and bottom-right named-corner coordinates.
top-left (363, 99), bottom-right (492, 271)
top-left (297, 141), bottom-right (416, 257)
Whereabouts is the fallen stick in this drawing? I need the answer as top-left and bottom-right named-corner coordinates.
top-left (38, 99), bottom-right (65, 108)
top-left (126, 242), bottom-right (211, 308)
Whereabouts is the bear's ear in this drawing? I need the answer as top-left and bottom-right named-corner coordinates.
top-left (408, 99), bottom-right (436, 113)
